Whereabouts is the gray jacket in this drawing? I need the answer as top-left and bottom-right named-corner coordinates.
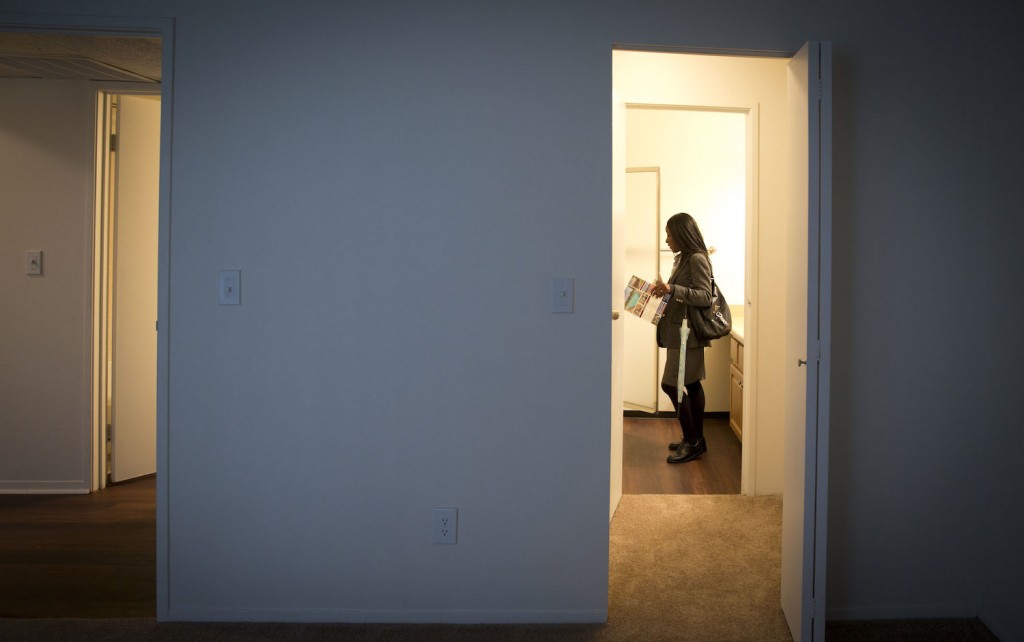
top-left (656, 252), bottom-right (713, 349)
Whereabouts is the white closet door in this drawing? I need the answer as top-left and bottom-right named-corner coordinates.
top-left (111, 95), bottom-right (161, 483)
top-left (610, 92), bottom-right (627, 519)
top-left (623, 169), bottom-right (660, 413)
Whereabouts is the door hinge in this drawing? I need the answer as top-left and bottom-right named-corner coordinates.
top-left (109, 133), bottom-right (118, 152)
top-left (155, 320), bottom-right (159, 331)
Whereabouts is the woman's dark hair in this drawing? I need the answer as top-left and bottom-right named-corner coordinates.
top-left (666, 212), bottom-right (708, 256)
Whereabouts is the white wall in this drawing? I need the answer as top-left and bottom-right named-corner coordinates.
top-left (159, 5), bottom-right (610, 621)
top-left (627, 109), bottom-right (746, 296)
top-left (2, 0), bottom-right (1022, 637)
top-left (0, 79), bottom-right (96, 493)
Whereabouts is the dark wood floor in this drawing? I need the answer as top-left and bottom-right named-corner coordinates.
top-left (0, 475), bottom-right (156, 618)
top-left (622, 416), bottom-right (741, 494)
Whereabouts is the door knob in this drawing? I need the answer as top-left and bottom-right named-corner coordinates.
top-left (797, 358), bottom-right (807, 367)
top-left (612, 310), bottom-right (620, 320)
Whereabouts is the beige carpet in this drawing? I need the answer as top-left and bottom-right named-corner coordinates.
top-left (608, 494), bottom-right (790, 641)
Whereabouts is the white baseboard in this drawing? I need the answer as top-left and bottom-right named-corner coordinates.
top-left (166, 607), bottom-right (608, 625)
top-left (0, 480), bottom-right (89, 494)
top-left (827, 603), bottom-right (979, 621)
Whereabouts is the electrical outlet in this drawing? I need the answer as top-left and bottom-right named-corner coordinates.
top-left (432, 508), bottom-right (457, 544)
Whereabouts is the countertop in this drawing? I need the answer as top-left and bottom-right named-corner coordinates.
top-left (730, 315), bottom-right (744, 343)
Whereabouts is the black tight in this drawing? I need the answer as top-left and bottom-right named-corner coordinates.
top-left (661, 381), bottom-right (705, 442)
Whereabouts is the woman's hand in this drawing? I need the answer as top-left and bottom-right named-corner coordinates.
top-left (651, 281), bottom-right (672, 297)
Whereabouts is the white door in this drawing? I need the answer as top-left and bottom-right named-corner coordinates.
top-left (781, 42), bottom-right (832, 641)
top-left (623, 168), bottom-right (660, 413)
top-left (610, 92), bottom-right (627, 520)
top-left (110, 94), bottom-right (161, 483)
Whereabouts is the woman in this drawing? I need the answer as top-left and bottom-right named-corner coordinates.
top-left (650, 212), bottom-right (713, 464)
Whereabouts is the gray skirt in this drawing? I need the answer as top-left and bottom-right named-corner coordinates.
top-left (662, 347), bottom-right (706, 389)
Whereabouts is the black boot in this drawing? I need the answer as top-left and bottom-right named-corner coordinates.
top-left (667, 437), bottom-right (707, 464)
top-left (668, 436), bottom-right (685, 451)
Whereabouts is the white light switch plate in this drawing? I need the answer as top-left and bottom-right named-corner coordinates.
top-left (218, 270), bottom-right (241, 305)
top-left (551, 278), bottom-right (573, 313)
top-left (26, 250), bottom-right (43, 276)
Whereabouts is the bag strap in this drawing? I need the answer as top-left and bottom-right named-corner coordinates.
top-left (688, 252), bottom-right (716, 296)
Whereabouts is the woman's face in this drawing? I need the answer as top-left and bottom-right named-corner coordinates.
top-left (665, 225), bottom-right (680, 253)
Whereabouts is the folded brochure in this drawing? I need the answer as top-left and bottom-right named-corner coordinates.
top-left (624, 275), bottom-right (668, 324)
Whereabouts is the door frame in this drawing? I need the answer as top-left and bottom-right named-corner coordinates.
top-left (621, 103), bottom-right (759, 489)
top-left (611, 55), bottom-right (771, 498)
top-left (95, 88), bottom-right (162, 488)
top-left (0, 12), bottom-right (175, 620)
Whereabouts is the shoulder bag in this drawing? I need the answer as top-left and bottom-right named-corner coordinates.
top-left (689, 266), bottom-right (732, 342)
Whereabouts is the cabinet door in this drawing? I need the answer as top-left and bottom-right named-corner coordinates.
top-left (729, 364), bottom-right (743, 441)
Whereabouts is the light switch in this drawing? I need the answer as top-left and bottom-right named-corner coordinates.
top-left (551, 277), bottom-right (574, 313)
top-left (218, 270), bottom-right (241, 305)
top-left (26, 250), bottom-right (42, 276)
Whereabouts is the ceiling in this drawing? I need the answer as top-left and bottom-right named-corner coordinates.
top-left (0, 32), bottom-right (160, 82)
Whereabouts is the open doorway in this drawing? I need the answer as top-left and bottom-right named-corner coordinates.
top-left (0, 19), bottom-right (170, 617)
top-left (613, 50), bottom-right (792, 498)
top-left (621, 107), bottom-right (747, 495)
top-left (0, 28), bottom-right (164, 490)
top-left (611, 44), bottom-right (832, 640)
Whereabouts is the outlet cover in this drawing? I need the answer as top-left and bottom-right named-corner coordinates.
top-left (432, 507), bottom-right (457, 544)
